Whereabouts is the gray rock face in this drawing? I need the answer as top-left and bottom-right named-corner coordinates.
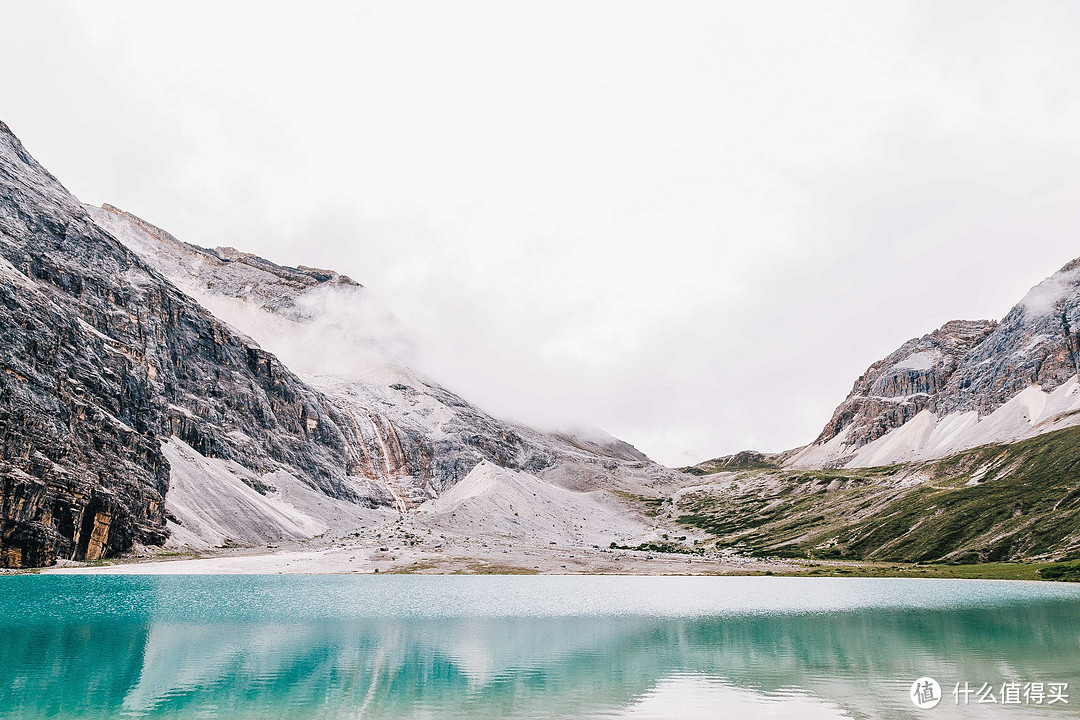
top-left (815, 319), bottom-right (998, 447)
top-left (85, 204), bottom-right (664, 507)
top-left (936, 258), bottom-right (1080, 415)
top-left (84, 204), bottom-right (568, 508)
top-left (0, 121), bottom-right (395, 567)
top-left (807, 258), bottom-right (1080, 462)
top-left (0, 120), bottom-right (660, 567)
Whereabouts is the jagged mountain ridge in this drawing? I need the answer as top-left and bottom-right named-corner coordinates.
top-left (790, 258), bottom-right (1080, 468)
top-left (0, 120), bottom-right (660, 567)
top-left (682, 257), bottom-right (1080, 474)
top-left (85, 204), bottom-right (651, 510)
top-left (809, 320), bottom-right (999, 449)
top-left (678, 260), bottom-right (1080, 564)
top-left (0, 121), bottom-right (406, 567)
top-left (86, 203), bottom-right (552, 508)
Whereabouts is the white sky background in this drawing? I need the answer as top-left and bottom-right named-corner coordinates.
top-left (3, 2), bottom-right (1080, 466)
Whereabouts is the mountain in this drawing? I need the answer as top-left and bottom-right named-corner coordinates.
top-left (0, 121), bottom-right (663, 568)
top-left (86, 204), bottom-right (560, 505)
top-left (84, 204), bottom-right (654, 497)
top-left (679, 256), bottom-right (1080, 563)
top-left (677, 423), bottom-right (1080, 563)
top-left (789, 260), bottom-right (1080, 468)
top-left (680, 450), bottom-right (790, 475)
top-left (0, 121), bottom-right (399, 567)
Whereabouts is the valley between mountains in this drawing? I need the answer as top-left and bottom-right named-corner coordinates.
top-left (2, 119), bottom-right (1079, 579)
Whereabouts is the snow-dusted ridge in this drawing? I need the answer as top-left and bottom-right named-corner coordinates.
top-left (791, 376), bottom-right (1080, 468)
top-left (788, 257), bottom-right (1080, 469)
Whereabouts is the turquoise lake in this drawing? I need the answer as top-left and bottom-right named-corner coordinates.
top-left (1, 575), bottom-right (1079, 719)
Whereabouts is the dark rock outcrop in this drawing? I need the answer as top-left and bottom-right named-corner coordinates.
top-left (1, 120), bottom-right (658, 566)
top-left (936, 258), bottom-right (1080, 415)
top-left (815, 319), bottom-right (997, 447)
top-left (802, 257), bottom-right (1080, 464)
top-left (0, 121), bottom-right (394, 567)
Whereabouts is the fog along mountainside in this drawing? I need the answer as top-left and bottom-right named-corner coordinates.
top-left (0, 120), bottom-right (678, 570)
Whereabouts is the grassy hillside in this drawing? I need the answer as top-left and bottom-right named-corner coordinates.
top-left (676, 425), bottom-right (1080, 564)
top-left (680, 450), bottom-right (782, 475)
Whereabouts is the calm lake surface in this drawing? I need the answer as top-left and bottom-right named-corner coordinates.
top-left (1, 575), bottom-right (1078, 719)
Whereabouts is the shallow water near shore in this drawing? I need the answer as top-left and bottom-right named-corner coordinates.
top-left (2, 575), bottom-right (1078, 719)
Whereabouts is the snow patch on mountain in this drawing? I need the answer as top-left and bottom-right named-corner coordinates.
top-left (891, 350), bottom-right (940, 372)
top-left (791, 376), bottom-right (1080, 468)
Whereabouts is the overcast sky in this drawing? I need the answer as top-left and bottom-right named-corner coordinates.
top-left (3, 2), bottom-right (1080, 465)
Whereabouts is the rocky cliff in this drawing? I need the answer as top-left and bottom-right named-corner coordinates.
top-left (83, 204), bottom-right (624, 509)
top-left (0, 121), bottom-right (422, 566)
top-left (938, 258), bottom-right (1080, 414)
top-left (0, 121), bottom-right (660, 567)
top-left (812, 320), bottom-right (998, 448)
top-left (790, 259), bottom-right (1080, 468)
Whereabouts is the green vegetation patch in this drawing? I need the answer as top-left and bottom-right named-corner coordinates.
top-left (612, 491), bottom-right (666, 516)
top-left (610, 540), bottom-right (702, 555)
top-left (681, 450), bottom-right (781, 475)
top-left (676, 425), bottom-right (1080, 565)
top-left (1038, 561), bottom-right (1080, 582)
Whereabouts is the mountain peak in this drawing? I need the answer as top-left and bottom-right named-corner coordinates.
top-left (791, 258), bottom-right (1080, 469)
top-left (812, 317), bottom-right (997, 449)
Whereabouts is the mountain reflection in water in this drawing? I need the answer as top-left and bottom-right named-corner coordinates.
top-left (2, 575), bottom-right (1078, 719)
